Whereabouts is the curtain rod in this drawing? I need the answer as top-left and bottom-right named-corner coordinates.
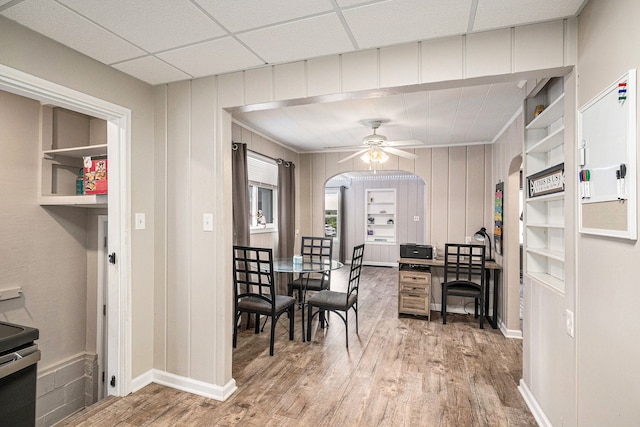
top-left (232, 141), bottom-right (294, 167)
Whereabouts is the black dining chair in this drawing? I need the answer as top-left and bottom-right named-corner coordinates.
top-left (287, 236), bottom-right (333, 303)
top-left (441, 243), bottom-right (486, 328)
top-left (232, 246), bottom-right (296, 356)
top-left (306, 243), bottom-right (364, 347)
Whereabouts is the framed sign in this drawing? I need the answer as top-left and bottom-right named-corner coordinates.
top-left (494, 182), bottom-right (503, 256)
top-left (527, 163), bottom-right (565, 198)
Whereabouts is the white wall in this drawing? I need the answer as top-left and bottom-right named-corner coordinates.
top-left (0, 15), bottom-right (155, 382)
top-left (576, 0), bottom-right (640, 424)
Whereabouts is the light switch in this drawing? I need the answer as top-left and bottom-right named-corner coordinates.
top-left (566, 309), bottom-right (574, 338)
top-left (203, 213), bottom-right (213, 232)
top-left (135, 213), bottom-right (145, 230)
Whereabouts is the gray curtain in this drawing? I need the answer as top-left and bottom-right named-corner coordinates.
top-left (232, 143), bottom-right (250, 246)
top-left (277, 159), bottom-right (295, 259)
top-left (339, 185), bottom-right (347, 263)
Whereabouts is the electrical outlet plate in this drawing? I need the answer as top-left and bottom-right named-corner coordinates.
top-left (413, 216), bottom-right (419, 221)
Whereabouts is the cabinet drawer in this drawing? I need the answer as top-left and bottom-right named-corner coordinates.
top-left (399, 281), bottom-right (429, 294)
top-left (398, 293), bottom-right (430, 317)
top-left (399, 271), bottom-right (430, 285)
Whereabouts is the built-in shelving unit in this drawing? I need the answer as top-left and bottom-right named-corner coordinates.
top-left (365, 188), bottom-right (396, 244)
top-left (524, 80), bottom-right (566, 292)
top-left (39, 107), bottom-right (107, 208)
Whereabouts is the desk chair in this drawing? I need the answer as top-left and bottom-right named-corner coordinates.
top-left (287, 236), bottom-right (333, 303)
top-left (306, 243), bottom-right (364, 347)
top-left (233, 246), bottom-right (296, 356)
top-left (441, 243), bottom-right (486, 329)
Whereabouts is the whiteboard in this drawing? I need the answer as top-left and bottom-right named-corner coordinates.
top-left (578, 69), bottom-right (637, 239)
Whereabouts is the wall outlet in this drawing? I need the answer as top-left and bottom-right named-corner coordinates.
top-left (566, 309), bottom-right (574, 338)
top-left (465, 236), bottom-right (472, 243)
top-left (413, 216), bottom-right (419, 222)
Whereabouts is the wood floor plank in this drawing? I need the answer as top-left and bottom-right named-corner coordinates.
top-left (61, 266), bottom-right (536, 427)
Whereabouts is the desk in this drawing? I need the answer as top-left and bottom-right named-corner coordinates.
top-left (273, 258), bottom-right (343, 341)
top-left (397, 257), bottom-right (502, 329)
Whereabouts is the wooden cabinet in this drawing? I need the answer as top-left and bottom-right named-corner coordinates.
top-left (524, 79), bottom-right (565, 292)
top-left (398, 265), bottom-right (431, 319)
top-left (39, 106), bottom-right (108, 207)
top-left (365, 188), bottom-right (396, 244)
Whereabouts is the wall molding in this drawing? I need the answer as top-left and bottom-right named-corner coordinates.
top-left (499, 317), bottom-right (523, 339)
top-left (519, 379), bottom-right (552, 427)
top-left (132, 369), bottom-right (237, 402)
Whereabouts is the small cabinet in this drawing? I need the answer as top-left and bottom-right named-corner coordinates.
top-left (365, 188), bottom-right (396, 244)
top-left (39, 106), bottom-right (108, 207)
top-left (398, 265), bottom-right (431, 319)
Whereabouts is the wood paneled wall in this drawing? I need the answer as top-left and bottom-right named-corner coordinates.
top-left (300, 144), bottom-right (493, 307)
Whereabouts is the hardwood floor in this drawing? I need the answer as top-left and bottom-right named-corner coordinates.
top-left (61, 266), bottom-right (535, 426)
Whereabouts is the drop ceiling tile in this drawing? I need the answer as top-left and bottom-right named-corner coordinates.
top-left (473, 0), bottom-right (583, 31)
top-left (112, 56), bottom-right (191, 86)
top-left (195, 0), bottom-right (333, 32)
top-left (157, 38), bottom-right (264, 78)
top-left (57, 0), bottom-right (226, 53)
top-left (238, 14), bottom-right (354, 64)
top-left (342, 0), bottom-right (472, 49)
top-left (1, 0), bottom-right (145, 64)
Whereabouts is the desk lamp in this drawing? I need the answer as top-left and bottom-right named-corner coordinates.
top-left (473, 227), bottom-right (493, 261)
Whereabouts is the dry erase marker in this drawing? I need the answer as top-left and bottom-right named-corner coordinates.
top-left (585, 170), bottom-right (591, 198)
top-left (620, 164), bottom-right (626, 199)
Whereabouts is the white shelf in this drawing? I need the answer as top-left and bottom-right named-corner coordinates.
top-left (39, 194), bottom-right (107, 208)
top-left (524, 82), bottom-right (566, 292)
top-left (526, 272), bottom-right (565, 292)
top-left (43, 144), bottom-right (108, 159)
top-left (526, 126), bottom-right (565, 154)
top-left (527, 223), bottom-right (564, 229)
top-left (526, 247), bottom-right (565, 262)
top-left (526, 93), bottom-right (565, 130)
top-left (365, 188), bottom-right (396, 244)
top-left (526, 192), bottom-right (565, 203)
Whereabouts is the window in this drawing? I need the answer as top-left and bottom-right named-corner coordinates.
top-left (248, 152), bottom-right (278, 231)
top-left (324, 189), bottom-right (340, 240)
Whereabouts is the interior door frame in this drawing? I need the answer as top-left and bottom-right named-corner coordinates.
top-left (0, 64), bottom-right (132, 397)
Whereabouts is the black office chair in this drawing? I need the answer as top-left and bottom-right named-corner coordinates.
top-left (287, 236), bottom-right (333, 303)
top-left (441, 243), bottom-right (486, 328)
top-left (232, 246), bottom-right (296, 356)
top-left (306, 243), bottom-right (364, 347)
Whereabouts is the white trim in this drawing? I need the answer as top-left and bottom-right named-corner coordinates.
top-left (132, 369), bottom-right (238, 402)
top-left (492, 105), bottom-right (524, 144)
top-left (519, 379), bottom-right (552, 427)
top-left (499, 317), bottom-right (523, 339)
top-left (0, 64), bottom-right (132, 398)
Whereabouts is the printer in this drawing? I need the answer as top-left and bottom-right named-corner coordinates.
top-left (400, 243), bottom-right (433, 259)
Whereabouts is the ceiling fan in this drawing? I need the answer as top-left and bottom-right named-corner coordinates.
top-left (336, 120), bottom-right (421, 164)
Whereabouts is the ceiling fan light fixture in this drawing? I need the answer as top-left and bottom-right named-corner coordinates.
top-left (361, 147), bottom-right (389, 164)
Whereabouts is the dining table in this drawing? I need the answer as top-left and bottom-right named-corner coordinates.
top-left (272, 257), bottom-right (344, 341)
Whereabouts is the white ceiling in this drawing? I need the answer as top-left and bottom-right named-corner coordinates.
top-left (0, 0), bottom-right (587, 153)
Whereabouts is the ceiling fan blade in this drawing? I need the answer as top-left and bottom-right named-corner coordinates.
top-left (324, 144), bottom-right (366, 150)
top-left (382, 146), bottom-right (418, 160)
top-left (385, 139), bottom-right (424, 147)
top-left (338, 148), bottom-right (369, 163)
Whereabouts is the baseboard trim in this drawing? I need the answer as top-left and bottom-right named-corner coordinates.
top-left (499, 318), bottom-right (523, 339)
top-left (518, 379), bottom-right (552, 427)
top-left (131, 369), bottom-right (237, 402)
